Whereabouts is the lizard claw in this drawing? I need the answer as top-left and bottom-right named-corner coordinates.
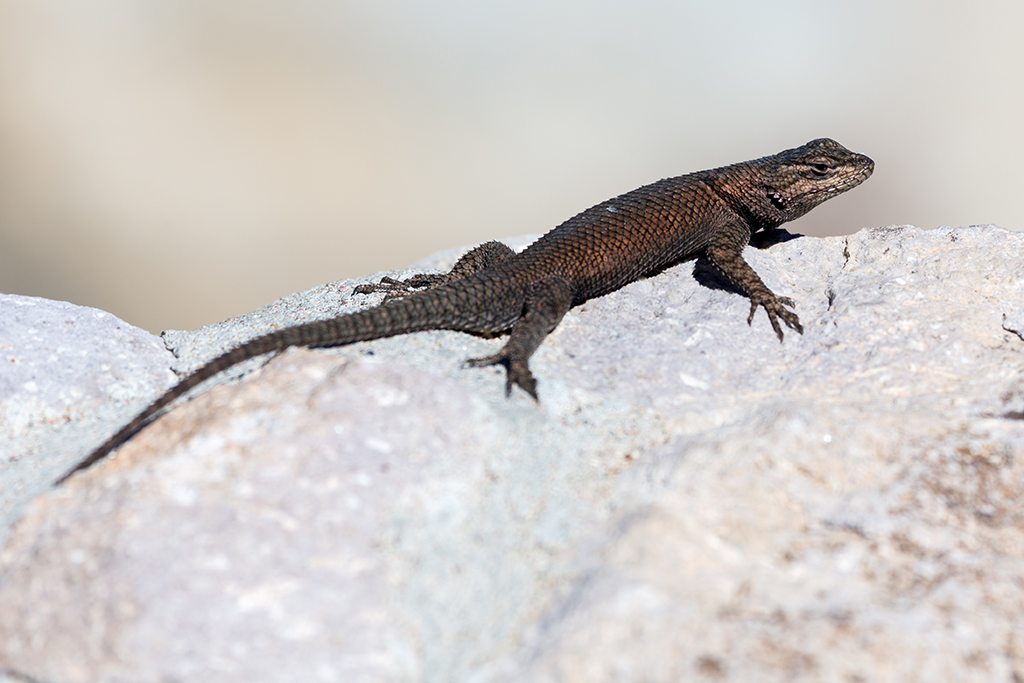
top-left (747, 295), bottom-right (803, 342)
top-left (465, 352), bottom-right (539, 400)
top-left (354, 275), bottom-right (446, 302)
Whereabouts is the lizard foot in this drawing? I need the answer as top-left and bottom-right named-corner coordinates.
top-left (465, 351), bottom-right (538, 400)
top-left (353, 274), bottom-right (444, 301)
top-left (354, 241), bottom-right (516, 301)
top-left (747, 295), bottom-right (803, 342)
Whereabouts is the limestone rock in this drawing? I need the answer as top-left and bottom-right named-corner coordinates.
top-left (1, 226), bottom-right (1023, 682)
top-left (0, 295), bottom-right (175, 548)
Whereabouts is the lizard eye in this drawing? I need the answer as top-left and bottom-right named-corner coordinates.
top-left (808, 161), bottom-right (832, 177)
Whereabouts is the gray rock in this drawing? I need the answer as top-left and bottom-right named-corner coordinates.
top-left (0, 236), bottom-right (538, 550)
top-left (1, 225), bottom-right (1024, 682)
top-left (0, 295), bottom-right (176, 548)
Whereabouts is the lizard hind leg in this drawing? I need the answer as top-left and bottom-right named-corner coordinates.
top-left (465, 275), bottom-right (575, 400)
top-left (354, 240), bottom-right (517, 300)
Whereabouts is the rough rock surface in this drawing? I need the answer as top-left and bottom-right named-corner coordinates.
top-left (0, 296), bottom-right (176, 549)
top-left (2, 225), bottom-right (1024, 683)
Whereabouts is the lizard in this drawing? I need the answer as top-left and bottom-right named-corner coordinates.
top-left (55, 137), bottom-right (873, 484)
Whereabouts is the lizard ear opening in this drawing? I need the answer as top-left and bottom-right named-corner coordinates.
top-left (768, 189), bottom-right (787, 210)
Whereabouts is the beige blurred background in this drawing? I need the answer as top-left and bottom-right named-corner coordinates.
top-left (0, 0), bottom-right (1021, 333)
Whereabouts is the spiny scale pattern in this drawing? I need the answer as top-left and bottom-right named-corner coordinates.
top-left (57, 138), bottom-right (873, 484)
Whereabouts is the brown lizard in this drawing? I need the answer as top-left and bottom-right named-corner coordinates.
top-left (56, 137), bottom-right (873, 484)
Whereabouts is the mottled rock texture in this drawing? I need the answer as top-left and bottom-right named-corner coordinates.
top-left (2, 225), bottom-right (1024, 683)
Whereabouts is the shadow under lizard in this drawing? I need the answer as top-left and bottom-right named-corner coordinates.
top-left (57, 138), bottom-right (873, 484)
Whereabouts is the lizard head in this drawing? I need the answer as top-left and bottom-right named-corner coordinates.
top-left (754, 138), bottom-right (874, 227)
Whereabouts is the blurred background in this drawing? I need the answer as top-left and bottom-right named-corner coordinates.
top-left (0, 0), bottom-right (1021, 333)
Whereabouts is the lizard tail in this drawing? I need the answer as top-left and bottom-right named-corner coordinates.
top-left (55, 285), bottom-right (519, 485)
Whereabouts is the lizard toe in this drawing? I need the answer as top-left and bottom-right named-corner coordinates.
top-left (465, 351), bottom-right (504, 369)
top-left (466, 352), bottom-right (538, 399)
top-left (748, 297), bottom-right (802, 341)
top-left (507, 361), bottom-right (538, 400)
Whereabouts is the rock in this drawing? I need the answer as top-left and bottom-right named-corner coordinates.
top-left (1, 225), bottom-right (1024, 682)
top-left (0, 295), bottom-right (176, 548)
top-left (0, 238), bottom-right (536, 548)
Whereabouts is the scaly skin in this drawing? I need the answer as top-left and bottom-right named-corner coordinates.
top-left (56, 138), bottom-right (873, 484)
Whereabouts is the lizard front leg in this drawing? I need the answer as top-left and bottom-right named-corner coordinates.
top-left (705, 227), bottom-right (802, 341)
top-left (354, 240), bottom-right (516, 300)
top-left (466, 275), bottom-right (575, 399)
